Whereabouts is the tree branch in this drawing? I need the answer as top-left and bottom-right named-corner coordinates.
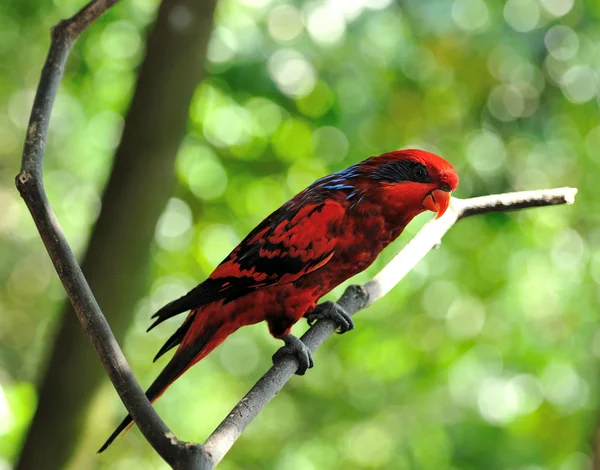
top-left (203, 187), bottom-right (578, 465)
top-left (15, 1), bottom-right (210, 468)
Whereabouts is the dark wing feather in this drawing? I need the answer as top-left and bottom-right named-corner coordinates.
top-left (152, 311), bottom-right (196, 361)
top-left (147, 199), bottom-right (345, 330)
top-left (146, 279), bottom-right (241, 332)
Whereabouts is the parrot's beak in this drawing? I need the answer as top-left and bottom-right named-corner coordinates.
top-left (422, 188), bottom-right (451, 219)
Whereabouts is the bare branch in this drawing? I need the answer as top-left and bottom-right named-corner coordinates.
top-left (15, 1), bottom-right (210, 468)
top-left (204, 186), bottom-right (578, 465)
top-left (366, 188), bottom-right (577, 301)
top-left (454, 187), bottom-right (578, 220)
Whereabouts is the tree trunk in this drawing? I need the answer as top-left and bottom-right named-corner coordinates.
top-left (15, 1), bottom-right (217, 468)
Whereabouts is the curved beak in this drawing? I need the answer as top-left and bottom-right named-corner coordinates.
top-left (422, 188), bottom-right (451, 219)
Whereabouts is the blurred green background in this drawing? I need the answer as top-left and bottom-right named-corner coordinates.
top-left (1, 0), bottom-right (599, 469)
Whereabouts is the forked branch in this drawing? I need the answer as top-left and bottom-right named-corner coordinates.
top-left (16, 0), bottom-right (209, 468)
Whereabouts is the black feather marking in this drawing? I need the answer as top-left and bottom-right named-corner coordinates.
top-left (152, 312), bottom-right (196, 362)
top-left (243, 243), bottom-right (331, 279)
top-left (147, 278), bottom-right (253, 331)
top-left (373, 160), bottom-right (432, 184)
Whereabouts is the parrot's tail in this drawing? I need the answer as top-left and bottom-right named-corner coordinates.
top-left (97, 311), bottom-right (227, 453)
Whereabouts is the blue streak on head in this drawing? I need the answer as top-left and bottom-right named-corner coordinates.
top-left (322, 183), bottom-right (355, 190)
top-left (314, 163), bottom-right (361, 188)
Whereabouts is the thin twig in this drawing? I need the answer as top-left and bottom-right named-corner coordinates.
top-left (15, 1), bottom-right (210, 468)
top-left (203, 187), bottom-right (577, 465)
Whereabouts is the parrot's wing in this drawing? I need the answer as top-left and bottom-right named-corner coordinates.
top-left (147, 199), bottom-right (345, 331)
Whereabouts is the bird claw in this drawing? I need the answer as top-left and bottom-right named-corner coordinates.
top-left (272, 333), bottom-right (314, 375)
top-left (305, 301), bottom-right (354, 334)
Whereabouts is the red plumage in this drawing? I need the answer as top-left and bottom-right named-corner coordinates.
top-left (99, 149), bottom-right (458, 451)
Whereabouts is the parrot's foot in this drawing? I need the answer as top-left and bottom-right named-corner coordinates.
top-left (272, 333), bottom-right (314, 376)
top-left (305, 301), bottom-right (354, 334)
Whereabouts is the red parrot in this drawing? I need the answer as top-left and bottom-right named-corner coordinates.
top-left (99, 149), bottom-right (458, 451)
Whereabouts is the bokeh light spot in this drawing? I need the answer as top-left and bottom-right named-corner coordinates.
top-left (503, 0), bottom-right (540, 33)
top-left (177, 142), bottom-right (228, 200)
top-left (561, 65), bottom-right (598, 104)
top-left (272, 118), bottom-right (313, 162)
top-left (477, 378), bottom-right (520, 425)
top-left (452, 0), bottom-right (490, 33)
top-left (448, 346), bottom-right (504, 407)
top-left (488, 85), bottom-right (527, 121)
top-left (267, 5), bottom-right (303, 43)
top-left (204, 105), bottom-right (253, 147)
top-left (296, 80), bottom-right (334, 119)
top-left (311, 126), bottom-right (348, 163)
top-left (168, 4), bottom-right (193, 31)
top-left (345, 423), bottom-right (393, 467)
top-left (207, 27), bottom-right (237, 64)
top-left (88, 110), bottom-right (124, 151)
top-left (155, 198), bottom-right (193, 252)
top-left (510, 374), bottom-right (544, 415)
top-left (305, 4), bottom-right (346, 46)
top-left (268, 49), bottom-right (316, 98)
top-left (446, 296), bottom-right (486, 340)
top-left (539, 0), bottom-right (574, 17)
top-left (101, 21), bottom-right (141, 60)
top-left (422, 280), bottom-right (459, 318)
top-left (245, 97), bottom-right (282, 137)
top-left (466, 129), bottom-right (506, 177)
top-left (540, 362), bottom-right (588, 411)
top-left (551, 228), bottom-right (586, 272)
top-left (199, 224), bottom-right (240, 267)
top-left (545, 25), bottom-right (579, 61)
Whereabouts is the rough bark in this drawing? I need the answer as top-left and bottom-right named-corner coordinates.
top-left (16, 1), bottom-right (217, 468)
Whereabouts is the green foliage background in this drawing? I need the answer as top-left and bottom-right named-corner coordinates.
top-left (1, 0), bottom-right (599, 468)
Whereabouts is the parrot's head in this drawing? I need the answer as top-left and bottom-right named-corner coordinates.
top-left (363, 149), bottom-right (459, 219)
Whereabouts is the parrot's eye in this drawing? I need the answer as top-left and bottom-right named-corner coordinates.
top-left (410, 164), bottom-right (430, 183)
